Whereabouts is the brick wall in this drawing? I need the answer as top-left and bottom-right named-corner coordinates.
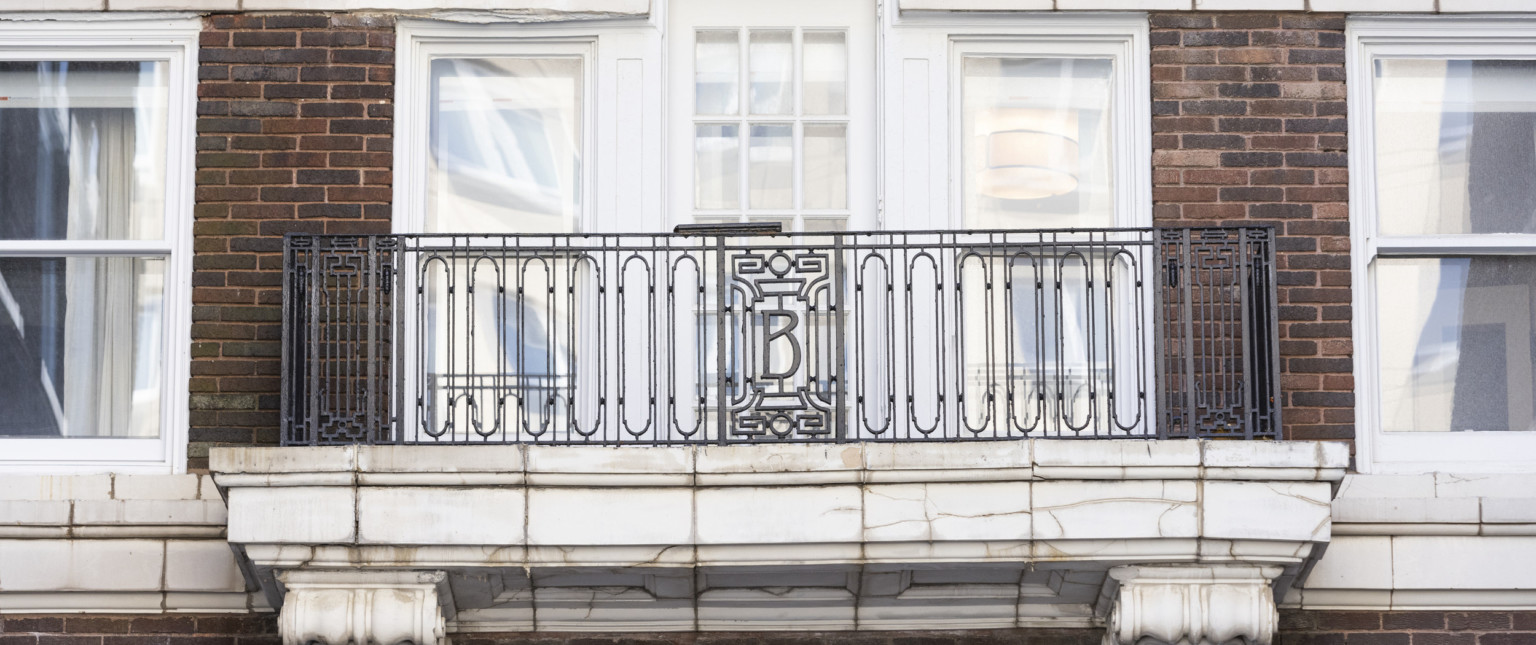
top-left (0, 615), bottom-right (277, 645)
top-left (190, 13), bottom-right (395, 470)
top-left (185, 10), bottom-right (1360, 468)
top-left (1280, 610), bottom-right (1536, 644)
top-left (454, 630), bottom-right (1103, 645)
top-left (7, 614), bottom-right (1533, 644)
top-left (1148, 13), bottom-right (1353, 451)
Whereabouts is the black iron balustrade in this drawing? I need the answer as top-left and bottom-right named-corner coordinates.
top-left (280, 227), bottom-right (1279, 445)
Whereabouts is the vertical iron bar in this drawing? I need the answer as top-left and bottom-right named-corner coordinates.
top-left (834, 233), bottom-right (847, 441)
top-left (715, 234), bottom-right (728, 445)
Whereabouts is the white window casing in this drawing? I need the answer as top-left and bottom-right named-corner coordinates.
top-left (394, 18), bottom-right (663, 236)
top-left (0, 15), bottom-right (198, 473)
top-left (881, 12), bottom-right (1151, 231)
top-left (1349, 16), bottom-right (1536, 474)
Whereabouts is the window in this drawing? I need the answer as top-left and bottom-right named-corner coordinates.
top-left (668, 0), bottom-right (876, 232)
top-left (0, 18), bottom-right (198, 471)
top-left (395, 21), bottom-right (660, 440)
top-left (960, 56), bottom-right (1115, 229)
top-left (1350, 18), bottom-right (1536, 472)
top-left (426, 55), bottom-right (584, 234)
top-left (876, 14), bottom-right (1149, 231)
top-left (940, 21), bottom-right (1152, 434)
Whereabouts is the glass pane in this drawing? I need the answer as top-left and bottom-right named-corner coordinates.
top-left (802, 31), bottom-right (847, 115)
top-left (748, 30), bottom-right (793, 115)
top-left (1377, 256), bottom-right (1536, 432)
top-left (748, 124), bottom-right (793, 209)
top-left (802, 217), bottom-right (847, 232)
top-left (695, 30), bottom-right (740, 116)
top-left (803, 123), bottom-right (847, 210)
top-left (961, 57), bottom-right (1114, 229)
top-left (0, 61), bottom-right (167, 241)
top-left (428, 57), bottom-right (582, 234)
top-left (1374, 59), bottom-right (1536, 236)
top-left (0, 256), bottom-right (164, 437)
top-left (695, 124), bottom-right (740, 209)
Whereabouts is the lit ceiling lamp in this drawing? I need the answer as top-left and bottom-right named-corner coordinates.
top-left (977, 108), bottom-right (1080, 200)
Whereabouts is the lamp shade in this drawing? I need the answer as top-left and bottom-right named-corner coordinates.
top-left (979, 128), bottom-right (1080, 201)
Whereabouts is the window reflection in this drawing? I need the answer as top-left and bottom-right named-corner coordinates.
top-left (1378, 257), bottom-right (1536, 432)
top-left (427, 57), bottom-right (582, 234)
top-left (961, 57), bottom-right (1114, 230)
top-left (1375, 59), bottom-right (1536, 236)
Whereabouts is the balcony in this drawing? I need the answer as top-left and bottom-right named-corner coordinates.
top-left (216, 225), bottom-right (1340, 643)
top-left (279, 225), bottom-right (1280, 445)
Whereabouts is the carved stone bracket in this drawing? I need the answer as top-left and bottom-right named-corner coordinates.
top-left (1103, 565), bottom-right (1281, 645)
top-left (277, 570), bottom-right (449, 645)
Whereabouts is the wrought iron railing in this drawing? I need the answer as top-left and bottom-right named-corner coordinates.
top-left (280, 227), bottom-right (1279, 445)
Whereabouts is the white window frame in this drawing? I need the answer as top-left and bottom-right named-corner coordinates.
top-left (0, 15), bottom-right (199, 473)
top-left (393, 18), bottom-right (663, 236)
top-left (1349, 16), bottom-right (1536, 474)
top-left (881, 13), bottom-right (1151, 231)
top-left (392, 19), bottom-right (660, 441)
top-left (664, 0), bottom-right (879, 232)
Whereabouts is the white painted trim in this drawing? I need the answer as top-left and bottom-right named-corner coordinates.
top-left (0, 16), bottom-right (198, 474)
top-left (880, 12), bottom-right (1150, 232)
top-left (664, 0), bottom-right (879, 231)
top-left (392, 17), bottom-right (661, 236)
top-left (0, 12), bottom-right (201, 26)
top-left (1348, 15), bottom-right (1536, 475)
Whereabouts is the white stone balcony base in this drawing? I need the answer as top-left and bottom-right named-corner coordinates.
top-left (212, 440), bottom-right (1346, 642)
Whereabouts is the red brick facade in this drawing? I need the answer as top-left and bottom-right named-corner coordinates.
top-left (12, 613), bottom-right (1536, 644)
top-left (183, 11), bottom-right (1358, 466)
top-left (0, 615), bottom-right (276, 645)
top-left (1279, 610), bottom-right (1536, 644)
top-left (457, 630), bottom-right (1103, 645)
top-left (1147, 13), bottom-right (1354, 452)
top-left (189, 13), bottom-right (395, 470)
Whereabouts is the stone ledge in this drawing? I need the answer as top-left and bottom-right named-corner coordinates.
top-left (216, 440), bottom-right (1346, 634)
top-left (212, 440), bottom-right (1349, 489)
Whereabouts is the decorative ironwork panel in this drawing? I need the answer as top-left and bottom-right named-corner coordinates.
top-left (722, 246), bottom-right (843, 441)
top-left (280, 227), bottom-right (1281, 445)
top-left (282, 235), bottom-right (399, 446)
top-left (1155, 227), bottom-right (1281, 440)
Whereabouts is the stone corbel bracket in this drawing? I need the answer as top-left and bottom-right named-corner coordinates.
top-left (1103, 565), bottom-right (1281, 645)
top-left (277, 570), bottom-right (450, 645)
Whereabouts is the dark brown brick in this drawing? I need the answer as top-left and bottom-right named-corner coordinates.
top-left (192, 12), bottom-right (395, 466)
top-left (1150, 11), bottom-right (1352, 446)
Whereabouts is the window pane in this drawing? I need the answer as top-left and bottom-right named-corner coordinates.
top-left (803, 123), bottom-right (847, 210)
top-left (802, 31), bottom-right (847, 115)
top-left (695, 124), bottom-right (740, 209)
top-left (1374, 60), bottom-right (1536, 236)
top-left (428, 57), bottom-right (582, 234)
top-left (1377, 256), bottom-right (1536, 432)
top-left (695, 30), bottom-right (740, 116)
top-left (961, 57), bottom-right (1114, 229)
top-left (748, 123), bottom-right (793, 209)
top-left (803, 217), bottom-right (847, 232)
top-left (748, 30), bottom-right (793, 115)
top-left (0, 61), bottom-right (167, 241)
top-left (0, 257), bottom-right (164, 437)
